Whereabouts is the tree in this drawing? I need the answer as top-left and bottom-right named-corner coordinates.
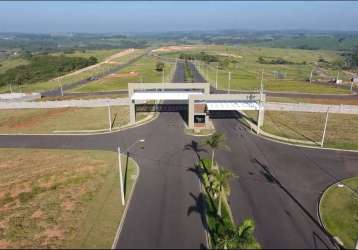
top-left (88, 56), bottom-right (98, 65)
top-left (205, 132), bottom-right (227, 170)
top-left (210, 166), bottom-right (235, 217)
top-left (216, 219), bottom-right (261, 249)
top-left (156, 61), bottom-right (165, 72)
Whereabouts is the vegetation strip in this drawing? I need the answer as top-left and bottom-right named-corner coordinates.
top-left (194, 132), bottom-right (261, 249)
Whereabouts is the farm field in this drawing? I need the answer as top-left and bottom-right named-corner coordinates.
top-left (158, 45), bottom-right (352, 94)
top-left (0, 148), bottom-right (138, 249)
top-left (0, 49), bottom-right (145, 94)
top-left (244, 110), bottom-right (358, 149)
top-left (71, 55), bottom-right (175, 92)
top-left (320, 177), bottom-right (358, 249)
top-left (0, 106), bottom-right (138, 133)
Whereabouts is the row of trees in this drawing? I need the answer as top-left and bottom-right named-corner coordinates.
top-left (198, 132), bottom-right (261, 249)
top-left (0, 55), bottom-right (98, 87)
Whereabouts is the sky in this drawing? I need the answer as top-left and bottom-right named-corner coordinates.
top-left (0, 1), bottom-right (358, 33)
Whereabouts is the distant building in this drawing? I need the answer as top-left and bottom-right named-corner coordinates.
top-left (352, 77), bottom-right (358, 83)
top-left (336, 79), bottom-right (343, 84)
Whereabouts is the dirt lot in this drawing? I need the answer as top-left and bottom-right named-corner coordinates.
top-left (105, 71), bottom-right (140, 79)
top-left (151, 45), bottom-right (202, 53)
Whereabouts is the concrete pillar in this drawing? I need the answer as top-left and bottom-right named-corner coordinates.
top-left (188, 97), bottom-right (195, 129)
top-left (205, 113), bottom-right (209, 129)
top-left (129, 100), bottom-right (136, 125)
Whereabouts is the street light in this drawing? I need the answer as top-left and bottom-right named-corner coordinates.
top-left (117, 138), bottom-right (145, 206)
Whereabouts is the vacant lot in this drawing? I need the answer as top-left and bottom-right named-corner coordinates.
top-left (0, 106), bottom-right (131, 133)
top-left (0, 148), bottom-right (138, 249)
top-left (159, 45), bottom-right (351, 94)
top-left (320, 177), bottom-right (358, 249)
top-left (245, 110), bottom-right (358, 149)
top-left (72, 56), bottom-right (174, 92)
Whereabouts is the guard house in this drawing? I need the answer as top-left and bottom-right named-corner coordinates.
top-left (128, 83), bottom-right (210, 125)
top-left (128, 82), bottom-right (265, 130)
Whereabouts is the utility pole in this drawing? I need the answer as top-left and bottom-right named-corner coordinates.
top-left (215, 63), bottom-right (218, 89)
top-left (321, 108), bottom-right (330, 147)
top-left (351, 80), bottom-right (354, 92)
top-left (336, 71), bottom-right (340, 82)
top-left (310, 69), bottom-right (313, 84)
top-left (228, 71), bottom-right (231, 94)
top-left (118, 146), bottom-right (125, 206)
top-left (9, 83), bottom-right (13, 93)
top-left (108, 104), bottom-right (112, 132)
top-left (60, 85), bottom-right (64, 97)
top-left (260, 69), bottom-right (264, 96)
top-left (162, 68), bottom-right (165, 83)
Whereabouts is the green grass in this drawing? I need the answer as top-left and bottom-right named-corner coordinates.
top-left (245, 111), bottom-right (358, 149)
top-left (0, 57), bottom-right (29, 75)
top-left (0, 106), bottom-right (131, 133)
top-left (320, 177), bottom-right (358, 249)
top-left (51, 49), bottom-right (123, 62)
top-left (0, 148), bottom-right (138, 249)
top-left (72, 56), bottom-right (174, 92)
top-left (159, 45), bottom-right (352, 94)
top-left (0, 49), bottom-right (145, 93)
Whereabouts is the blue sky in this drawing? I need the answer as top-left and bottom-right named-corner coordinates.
top-left (0, 1), bottom-right (357, 33)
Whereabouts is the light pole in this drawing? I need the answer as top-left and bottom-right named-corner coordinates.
top-left (228, 71), bottom-right (231, 94)
top-left (215, 63), bottom-right (218, 89)
top-left (117, 138), bottom-right (145, 206)
top-left (310, 69), bottom-right (313, 84)
top-left (108, 104), bottom-right (112, 132)
top-left (321, 108), bottom-right (330, 147)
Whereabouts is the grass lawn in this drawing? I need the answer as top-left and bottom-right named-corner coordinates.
top-left (159, 45), bottom-right (351, 94)
top-left (37, 93), bottom-right (128, 102)
top-left (72, 56), bottom-right (174, 92)
top-left (0, 148), bottom-right (138, 249)
top-left (0, 106), bottom-right (131, 133)
top-left (245, 111), bottom-right (358, 149)
top-left (320, 177), bottom-right (358, 249)
top-left (51, 49), bottom-right (123, 62)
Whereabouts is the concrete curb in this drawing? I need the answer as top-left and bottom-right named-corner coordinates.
top-left (316, 179), bottom-right (356, 249)
top-left (111, 158), bottom-right (140, 250)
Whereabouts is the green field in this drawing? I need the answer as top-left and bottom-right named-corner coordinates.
top-left (159, 45), bottom-right (352, 94)
top-left (320, 177), bottom-right (358, 249)
top-left (72, 55), bottom-right (175, 92)
top-left (0, 148), bottom-right (138, 249)
top-left (245, 111), bottom-right (358, 149)
top-left (51, 49), bottom-right (123, 61)
top-left (0, 49), bottom-right (145, 93)
top-left (0, 106), bottom-right (132, 133)
top-left (0, 57), bottom-right (29, 75)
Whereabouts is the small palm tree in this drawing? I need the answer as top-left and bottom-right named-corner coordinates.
top-left (216, 219), bottom-right (261, 249)
top-left (205, 132), bottom-right (227, 170)
top-left (211, 166), bottom-right (235, 217)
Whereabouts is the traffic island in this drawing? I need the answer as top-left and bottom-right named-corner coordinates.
top-left (319, 177), bottom-right (358, 249)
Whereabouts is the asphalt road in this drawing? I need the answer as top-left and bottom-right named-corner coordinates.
top-left (0, 63), bottom-right (358, 249)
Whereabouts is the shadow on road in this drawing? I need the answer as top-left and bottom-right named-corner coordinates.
top-left (252, 158), bottom-right (342, 249)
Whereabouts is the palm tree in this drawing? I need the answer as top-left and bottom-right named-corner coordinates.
top-left (211, 167), bottom-right (234, 217)
top-left (205, 132), bottom-right (227, 170)
top-left (216, 219), bottom-right (261, 249)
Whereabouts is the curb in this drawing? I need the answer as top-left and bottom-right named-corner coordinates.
top-left (111, 158), bottom-right (140, 250)
top-left (316, 179), bottom-right (355, 249)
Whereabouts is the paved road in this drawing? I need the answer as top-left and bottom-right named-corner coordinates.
top-left (1, 62), bottom-right (358, 249)
top-left (211, 112), bottom-right (358, 249)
